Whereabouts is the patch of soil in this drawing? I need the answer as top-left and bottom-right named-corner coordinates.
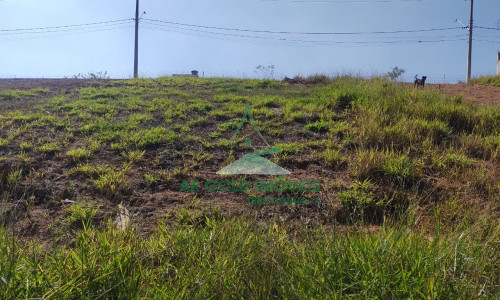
top-left (425, 83), bottom-right (500, 107)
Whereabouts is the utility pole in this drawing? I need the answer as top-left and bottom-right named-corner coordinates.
top-left (466, 0), bottom-right (473, 83)
top-left (134, 0), bottom-right (139, 79)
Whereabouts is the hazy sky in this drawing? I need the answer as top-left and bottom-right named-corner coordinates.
top-left (0, 0), bottom-right (499, 82)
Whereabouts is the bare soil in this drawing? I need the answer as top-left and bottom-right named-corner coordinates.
top-left (425, 83), bottom-right (500, 107)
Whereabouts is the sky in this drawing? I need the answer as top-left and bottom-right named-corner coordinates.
top-left (0, 0), bottom-right (499, 83)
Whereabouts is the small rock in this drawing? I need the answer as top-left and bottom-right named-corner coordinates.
top-left (114, 203), bottom-right (130, 231)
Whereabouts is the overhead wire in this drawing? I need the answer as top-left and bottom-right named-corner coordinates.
top-left (475, 26), bottom-right (500, 31)
top-left (0, 19), bottom-right (132, 33)
top-left (142, 18), bottom-right (461, 36)
top-left (0, 24), bottom-right (134, 42)
top-left (0, 17), bottom-right (475, 47)
top-left (0, 20), bottom-right (133, 37)
top-left (141, 19), bottom-right (466, 47)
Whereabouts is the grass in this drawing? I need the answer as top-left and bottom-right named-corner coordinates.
top-left (0, 75), bottom-right (500, 298)
top-left (64, 198), bottom-right (99, 228)
top-left (39, 142), bottom-right (61, 153)
top-left (470, 75), bottom-right (500, 87)
top-left (0, 217), bottom-right (498, 299)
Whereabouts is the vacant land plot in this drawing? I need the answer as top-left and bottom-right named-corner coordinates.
top-left (0, 76), bottom-right (498, 298)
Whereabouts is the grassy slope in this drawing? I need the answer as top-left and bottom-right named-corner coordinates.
top-left (0, 76), bottom-right (499, 298)
top-left (470, 75), bottom-right (500, 87)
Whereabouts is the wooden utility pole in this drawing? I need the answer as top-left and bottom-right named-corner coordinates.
top-left (134, 0), bottom-right (139, 78)
top-left (466, 0), bottom-right (473, 82)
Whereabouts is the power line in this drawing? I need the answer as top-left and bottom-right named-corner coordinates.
top-left (0, 20), bottom-right (132, 36)
top-left (141, 21), bottom-right (466, 47)
top-left (142, 18), bottom-right (460, 36)
top-left (0, 24), bottom-right (134, 42)
top-left (0, 19), bottom-right (131, 32)
top-left (475, 26), bottom-right (500, 31)
top-left (473, 39), bottom-right (500, 44)
top-left (142, 20), bottom-right (463, 41)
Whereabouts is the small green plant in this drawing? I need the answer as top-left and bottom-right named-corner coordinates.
top-left (66, 147), bottom-right (91, 162)
top-left (217, 120), bottom-right (240, 132)
top-left (338, 179), bottom-right (381, 215)
top-left (67, 181), bottom-right (77, 196)
top-left (129, 127), bottom-right (177, 148)
top-left (64, 199), bottom-right (98, 227)
top-left (122, 150), bottom-right (145, 163)
top-left (19, 141), bottom-right (33, 151)
top-left (39, 142), bottom-right (61, 153)
top-left (322, 148), bottom-right (345, 166)
top-left (274, 143), bottom-right (302, 155)
top-left (306, 120), bottom-right (330, 133)
top-left (209, 132), bottom-right (222, 138)
top-left (7, 169), bottom-right (23, 186)
top-left (0, 138), bottom-right (8, 147)
top-left (16, 152), bottom-right (30, 163)
top-left (90, 168), bottom-right (129, 196)
top-left (144, 173), bottom-right (157, 186)
top-left (379, 152), bottom-right (418, 184)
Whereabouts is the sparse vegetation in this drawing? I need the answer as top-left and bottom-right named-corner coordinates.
top-left (0, 75), bottom-right (499, 298)
top-left (64, 198), bottom-right (98, 227)
top-left (470, 75), bottom-right (500, 87)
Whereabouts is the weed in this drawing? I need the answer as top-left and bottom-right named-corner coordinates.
top-left (90, 168), bottom-right (128, 196)
top-left (7, 169), bottom-right (23, 186)
top-left (144, 173), bottom-right (158, 186)
top-left (16, 152), bottom-right (30, 163)
top-left (470, 75), bottom-right (500, 87)
top-left (339, 179), bottom-right (379, 212)
top-left (39, 142), bottom-right (61, 153)
top-left (19, 141), bottom-right (33, 151)
top-left (66, 147), bottom-right (91, 162)
top-left (306, 120), bottom-right (330, 133)
top-left (129, 127), bottom-right (177, 148)
top-left (64, 199), bottom-right (98, 228)
top-left (0, 139), bottom-right (8, 147)
top-left (322, 148), bottom-right (346, 167)
top-left (122, 150), bottom-right (145, 163)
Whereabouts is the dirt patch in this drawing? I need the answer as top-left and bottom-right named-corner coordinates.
top-left (426, 83), bottom-right (500, 107)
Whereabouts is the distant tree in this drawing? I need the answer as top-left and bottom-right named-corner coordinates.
top-left (386, 66), bottom-right (405, 81)
top-left (71, 71), bottom-right (109, 79)
top-left (254, 64), bottom-right (275, 79)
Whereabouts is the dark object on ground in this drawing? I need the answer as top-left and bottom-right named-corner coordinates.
top-left (414, 75), bottom-right (427, 87)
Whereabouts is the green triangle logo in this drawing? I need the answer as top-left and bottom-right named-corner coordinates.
top-left (217, 103), bottom-right (291, 175)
